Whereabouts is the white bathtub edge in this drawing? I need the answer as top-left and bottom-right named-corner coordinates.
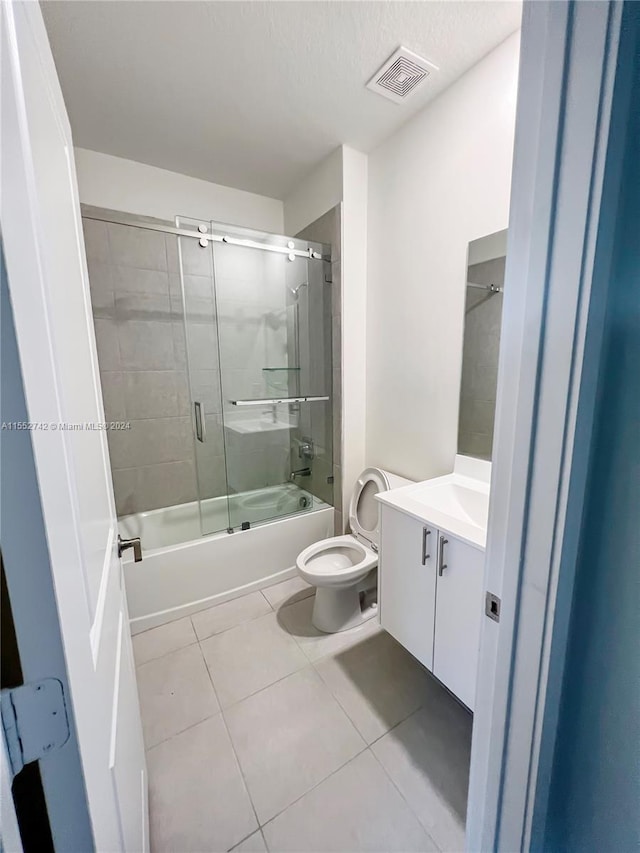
top-left (130, 564), bottom-right (299, 635)
top-left (125, 505), bottom-right (332, 635)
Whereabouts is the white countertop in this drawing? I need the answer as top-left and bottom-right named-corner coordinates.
top-left (375, 456), bottom-right (491, 550)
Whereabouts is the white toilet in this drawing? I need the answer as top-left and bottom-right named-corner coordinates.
top-left (295, 467), bottom-right (411, 633)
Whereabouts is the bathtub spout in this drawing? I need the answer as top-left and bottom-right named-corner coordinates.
top-left (290, 468), bottom-right (311, 481)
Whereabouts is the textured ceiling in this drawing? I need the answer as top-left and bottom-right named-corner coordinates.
top-left (41, 1), bottom-right (521, 199)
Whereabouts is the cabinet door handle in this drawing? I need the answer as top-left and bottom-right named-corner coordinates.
top-left (438, 535), bottom-right (449, 576)
top-left (421, 528), bottom-right (431, 565)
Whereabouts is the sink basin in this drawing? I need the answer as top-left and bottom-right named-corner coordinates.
top-left (375, 458), bottom-right (491, 549)
top-left (410, 481), bottom-right (489, 529)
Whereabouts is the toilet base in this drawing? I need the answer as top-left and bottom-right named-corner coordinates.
top-left (311, 581), bottom-right (377, 633)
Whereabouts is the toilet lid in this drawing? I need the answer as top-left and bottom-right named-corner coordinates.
top-left (348, 468), bottom-right (389, 548)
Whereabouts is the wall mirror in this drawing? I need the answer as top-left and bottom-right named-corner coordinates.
top-left (457, 229), bottom-right (507, 461)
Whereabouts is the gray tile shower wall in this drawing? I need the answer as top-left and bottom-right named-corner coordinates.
top-left (82, 214), bottom-right (223, 516)
top-left (295, 206), bottom-right (342, 530)
top-left (458, 256), bottom-right (505, 460)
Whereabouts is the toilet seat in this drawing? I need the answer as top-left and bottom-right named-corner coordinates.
top-left (348, 467), bottom-right (390, 550)
top-left (296, 534), bottom-right (377, 588)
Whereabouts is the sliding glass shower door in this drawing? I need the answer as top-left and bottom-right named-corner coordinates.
top-left (212, 228), bottom-right (333, 530)
top-left (176, 217), bottom-right (229, 536)
top-left (179, 220), bottom-right (333, 534)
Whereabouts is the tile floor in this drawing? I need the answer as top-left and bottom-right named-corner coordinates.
top-left (134, 576), bottom-right (473, 853)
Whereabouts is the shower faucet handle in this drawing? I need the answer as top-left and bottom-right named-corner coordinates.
top-left (298, 439), bottom-right (314, 460)
top-left (118, 534), bottom-right (142, 563)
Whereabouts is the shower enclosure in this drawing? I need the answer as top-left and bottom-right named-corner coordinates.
top-left (82, 209), bottom-right (334, 555)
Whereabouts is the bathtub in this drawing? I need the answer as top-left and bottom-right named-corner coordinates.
top-left (119, 484), bottom-right (333, 634)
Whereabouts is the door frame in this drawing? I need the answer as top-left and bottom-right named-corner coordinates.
top-left (468, 1), bottom-right (632, 849)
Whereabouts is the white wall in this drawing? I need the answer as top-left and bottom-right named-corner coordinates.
top-left (283, 147), bottom-right (343, 236)
top-left (366, 33), bottom-right (520, 481)
top-left (74, 148), bottom-right (284, 233)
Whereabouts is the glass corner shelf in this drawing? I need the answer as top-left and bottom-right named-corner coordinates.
top-left (262, 366), bottom-right (301, 371)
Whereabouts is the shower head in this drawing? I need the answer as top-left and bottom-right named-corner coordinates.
top-left (290, 282), bottom-right (308, 297)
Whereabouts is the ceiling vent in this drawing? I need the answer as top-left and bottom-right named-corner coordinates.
top-left (367, 46), bottom-right (438, 104)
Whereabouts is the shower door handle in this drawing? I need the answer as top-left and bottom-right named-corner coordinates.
top-left (194, 401), bottom-right (206, 443)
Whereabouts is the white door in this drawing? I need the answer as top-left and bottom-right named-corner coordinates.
top-left (1, 3), bottom-right (148, 851)
top-left (433, 535), bottom-right (484, 710)
top-left (379, 506), bottom-right (437, 670)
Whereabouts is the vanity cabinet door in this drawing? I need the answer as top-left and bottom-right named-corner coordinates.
top-left (379, 505), bottom-right (437, 670)
top-left (433, 534), bottom-right (485, 710)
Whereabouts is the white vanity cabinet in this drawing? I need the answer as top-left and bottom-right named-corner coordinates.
top-left (431, 532), bottom-right (484, 709)
top-left (379, 503), bottom-right (485, 710)
top-left (379, 506), bottom-right (437, 670)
